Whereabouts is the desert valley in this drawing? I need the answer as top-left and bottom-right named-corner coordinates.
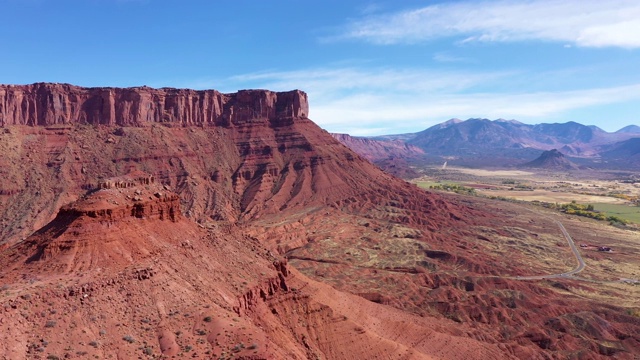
top-left (0, 83), bottom-right (639, 359)
top-left (3, 1), bottom-right (640, 359)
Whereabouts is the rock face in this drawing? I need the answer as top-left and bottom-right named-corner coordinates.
top-left (0, 83), bottom-right (308, 127)
top-left (521, 149), bottom-right (579, 170)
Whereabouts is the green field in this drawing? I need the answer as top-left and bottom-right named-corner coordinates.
top-left (593, 203), bottom-right (640, 224)
top-left (414, 180), bottom-right (459, 189)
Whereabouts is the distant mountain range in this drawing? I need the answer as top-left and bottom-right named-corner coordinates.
top-left (616, 125), bottom-right (640, 134)
top-left (600, 137), bottom-right (640, 168)
top-left (332, 118), bottom-right (640, 171)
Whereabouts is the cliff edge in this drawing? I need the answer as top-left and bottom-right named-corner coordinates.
top-left (0, 83), bottom-right (308, 127)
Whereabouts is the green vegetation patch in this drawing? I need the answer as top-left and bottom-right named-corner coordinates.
top-left (593, 203), bottom-right (640, 224)
top-left (534, 201), bottom-right (635, 225)
top-left (414, 180), bottom-right (459, 189)
top-left (427, 183), bottom-right (476, 195)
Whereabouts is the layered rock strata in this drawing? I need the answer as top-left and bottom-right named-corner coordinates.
top-left (0, 83), bottom-right (307, 127)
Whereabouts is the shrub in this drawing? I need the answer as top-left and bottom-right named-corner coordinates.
top-left (122, 335), bottom-right (135, 343)
top-left (232, 343), bottom-right (245, 353)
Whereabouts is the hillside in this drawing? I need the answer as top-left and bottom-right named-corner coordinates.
top-left (331, 133), bottom-right (424, 178)
top-left (600, 137), bottom-right (640, 167)
top-left (1, 173), bottom-right (509, 359)
top-left (1, 84), bottom-right (639, 359)
top-left (616, 125), bottom-right (640, 134)
top-left (520, 149), bottom-right (579, 170)
top-left (330, 133), bottom-right (424, 162)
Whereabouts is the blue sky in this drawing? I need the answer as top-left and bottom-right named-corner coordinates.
top-left (2, 0), bottom-right (639, 135)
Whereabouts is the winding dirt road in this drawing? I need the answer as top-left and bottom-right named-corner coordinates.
top-left (513, 217), bottom-right (586, 280)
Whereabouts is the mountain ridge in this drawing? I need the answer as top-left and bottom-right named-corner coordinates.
top-left (333, 118), bottom-right (640, 169)
top-left (616, 125), bottom-right (640, 134)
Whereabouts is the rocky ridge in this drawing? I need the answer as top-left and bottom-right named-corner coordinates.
top-left (0, 82), bottom-right (307, 127)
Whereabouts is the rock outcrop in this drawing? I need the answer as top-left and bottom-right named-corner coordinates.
top-left (1, 174), bottom-right (185, 274)
top-left (0, 83), bottom-right (307, 127)
top-left (59, 174), bottom-right (181, 222)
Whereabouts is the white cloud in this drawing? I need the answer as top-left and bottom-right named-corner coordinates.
top-left (337, 0), bottom-right (640, 48)
top-left (228, 67), bottom-right (510, 97)
top-left (317, 85), bottom-right (640, 135)
top-left (359, 3), bottom-right (383, 15)
top-left (217, 67), bottom-right (640, 136)
top-left (432, 52), bottom-right (471, 63)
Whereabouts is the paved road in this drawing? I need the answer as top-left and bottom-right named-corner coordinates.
top-left (512, 215), bottom-right (586, 280)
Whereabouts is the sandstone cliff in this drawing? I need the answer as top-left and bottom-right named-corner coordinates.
top-left (0, 83), bottom-right (465, 249)
top-left (0, 83), bottom-right (307, 127)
